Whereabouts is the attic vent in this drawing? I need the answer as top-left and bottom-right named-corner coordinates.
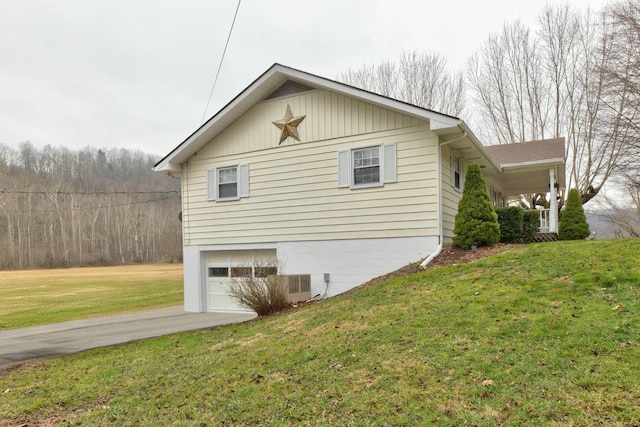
top-left (264, 80), bottom-right (316, 100)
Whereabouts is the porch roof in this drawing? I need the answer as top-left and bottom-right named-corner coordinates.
top-left (483, 138), bottom-right (566, 195)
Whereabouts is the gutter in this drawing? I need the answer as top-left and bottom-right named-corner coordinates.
top-left (420, 127), bottom-right (468, 269)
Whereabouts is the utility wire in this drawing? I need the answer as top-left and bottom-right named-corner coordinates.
top-left (200, 0), bottom-right (242, 124)
top-left (1, 190), bottom-right (180, 196)
top-left (1, 195), bottom-right (181, 214)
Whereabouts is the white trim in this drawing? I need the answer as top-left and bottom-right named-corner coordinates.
top-left (208, 164), bottom-right (249, 202)
top-left (154, 64), bottom-right (463, 175)
top-left (338, 143), bottom-right (396, 190)
top-left (501, 158), bottom-right (565, 169)
top-left (451, 150), bottom-right (464, 192)
top-left (216, 165), bottom-right (240, 201)
top-left (196, 242), bottom-right (278, 251)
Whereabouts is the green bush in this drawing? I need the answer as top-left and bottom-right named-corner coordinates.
top-left (522, 210), bottom-right (540, 242)
top-left (453, 163), bottom-right (500, 249)
top-left (496, 206), bottom-right (524, 243)
top-left (559, 188), bottom-right (590, 240)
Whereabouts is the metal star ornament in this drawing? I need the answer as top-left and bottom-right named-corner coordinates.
top-left (272, 104), bottom-right (306, 145)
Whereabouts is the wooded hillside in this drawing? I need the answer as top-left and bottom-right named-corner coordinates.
top-left (0, 142), bottom-right (182, 269)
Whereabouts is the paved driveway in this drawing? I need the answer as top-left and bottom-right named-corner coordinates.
top-left (0, 306), bottom-right (256, 370)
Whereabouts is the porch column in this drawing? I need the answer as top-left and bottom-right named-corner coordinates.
top-left (549, 168), bottom-right (558, 233)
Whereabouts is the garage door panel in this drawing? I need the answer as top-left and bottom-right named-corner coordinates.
top-left (206, 249), bottom-right (277, 313)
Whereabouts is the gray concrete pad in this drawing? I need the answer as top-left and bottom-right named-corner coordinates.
top-left (0, 306), bottom-right (257, 370)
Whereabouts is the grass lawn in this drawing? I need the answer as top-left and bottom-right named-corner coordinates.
top-left (1, 240), bottom-right (640, 426)
top-left (0, 264), bottom-right (183, 330)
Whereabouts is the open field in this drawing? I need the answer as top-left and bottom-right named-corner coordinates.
top-left (0, 264), bottom-right (183, 330)
top-left (1, 240), bottom-right (640, 426)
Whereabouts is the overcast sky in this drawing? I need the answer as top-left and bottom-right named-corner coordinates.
top-left (0, 0), bottom-right (611, 158)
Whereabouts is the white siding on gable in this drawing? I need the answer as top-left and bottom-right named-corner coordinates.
top-left (182, 125), bottom-right (440, 246)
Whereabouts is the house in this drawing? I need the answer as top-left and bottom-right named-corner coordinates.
top-left (154, 64), bottom-right (566, 313)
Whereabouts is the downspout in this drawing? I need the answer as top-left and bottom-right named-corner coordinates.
top-left (420, 129), bottom-right (467, 268)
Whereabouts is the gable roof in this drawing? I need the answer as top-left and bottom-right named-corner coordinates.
top-left (153, 63), bottom-right (501, 176)
top-left (484, 138), bottom-right (565, 167)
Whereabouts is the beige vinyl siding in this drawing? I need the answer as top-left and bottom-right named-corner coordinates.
top-left (196, 89), bottom-right (426, 159)
top-left (441, 145), bottom-right (463, 241)
top-left (182, 124), bottom-right (439, 245)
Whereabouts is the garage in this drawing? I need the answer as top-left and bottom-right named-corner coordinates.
top-left (205, 249), bottom-right (277, 312)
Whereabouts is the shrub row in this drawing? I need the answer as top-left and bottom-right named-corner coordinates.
top-left (495, 206), bottom-right (539, 243)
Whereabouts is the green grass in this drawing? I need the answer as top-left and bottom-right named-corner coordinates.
top-left (0, 264), bottom-right (183, 329)
top-left (2, 240), bottom-right (640, 426)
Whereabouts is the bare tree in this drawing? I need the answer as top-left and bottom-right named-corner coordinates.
top-left (339, 50), bottom-right (465, 117)
top-left (468, 4), bottom-right (636, 205)
top-left (227, 258), bottom-right (287, 316)
top-left (0, 144), bottom-right (182, 269)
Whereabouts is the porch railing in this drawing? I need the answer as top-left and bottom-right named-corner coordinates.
top-left (538, 209), bottom-right (550, 233)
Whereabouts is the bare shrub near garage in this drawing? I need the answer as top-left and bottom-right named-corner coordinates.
top-left (228, 259), bottom-right (288, 316)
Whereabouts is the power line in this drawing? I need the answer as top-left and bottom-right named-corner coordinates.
top-left (201, 0), bottom-right (242, 124)
top-left (0, 190), bottom-right (180, 196)
top-left (1, 195), bottom-right (180, 214)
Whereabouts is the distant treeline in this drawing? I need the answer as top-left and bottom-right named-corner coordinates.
top-left (0, 142), bottom-right (182, 269)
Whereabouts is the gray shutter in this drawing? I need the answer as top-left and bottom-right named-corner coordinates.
top-left (338, 150), bottom-right (350, 187)
top-left (238, 164), bottom-right (249, 198)
top-left (207, 169), bottom-right (217, 201)
top-left (383, 144), bottom-right (397, 183)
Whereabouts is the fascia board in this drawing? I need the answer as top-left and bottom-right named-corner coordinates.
top-left (501, 158), bottom-right (565, 169)
top-left (154, 64), bottom-right (466, 172)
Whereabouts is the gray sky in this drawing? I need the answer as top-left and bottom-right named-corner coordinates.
top-left (0, 0), bottom-right (611, 157)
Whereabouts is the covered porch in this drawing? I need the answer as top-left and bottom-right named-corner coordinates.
top-left (482, 138), bottom-right (566, 235)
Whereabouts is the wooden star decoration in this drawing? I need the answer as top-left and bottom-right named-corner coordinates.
top-left (272, 104), bottom-right (306, 145)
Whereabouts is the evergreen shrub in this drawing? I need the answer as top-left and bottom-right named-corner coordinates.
top-left (559, 188), bottom-right (590, 240)
top-left (496, 206), bottom-right (524, 243)
top-left (522, 210), bottom-right (540, 242)
top-left (453, 163), bottom-right (500, 249)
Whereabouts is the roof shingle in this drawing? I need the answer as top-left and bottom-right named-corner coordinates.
top-left (483, 138), bottom-right (565, 166)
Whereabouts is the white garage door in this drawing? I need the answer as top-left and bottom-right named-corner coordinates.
top-left (206, 249), bottom-right (277, 312)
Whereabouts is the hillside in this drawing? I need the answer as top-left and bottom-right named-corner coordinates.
top-left (0, 143), bottom-right (182, 269)
top-left (1, 239), bottom-right (640, 426)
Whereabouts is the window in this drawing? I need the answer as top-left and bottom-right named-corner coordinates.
top-left (230, 266), bottom-right (252, 278)
top-left (254, 266), bottom-right (278, 278)
top-left (218, 167), bottom-right (237, 199)
top-left (338, 144), bottom-right (396, 189)
top-left (207, 164), bottom-right (249, 201)
top-left (452, 152), bottom-right (464, 191)
top-left (208, 267), bottom-right (229, 278)
top-left (353, 147), bottom-right (380, 185)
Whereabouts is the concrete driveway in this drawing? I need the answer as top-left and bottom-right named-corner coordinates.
top-left (0, 306), bottom-right (256, 370)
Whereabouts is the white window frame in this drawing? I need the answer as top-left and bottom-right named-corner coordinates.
top-left (338, 144), bottom-right (396, 189)
top-left (217, 166), bottom-right (239, 200)
top-left (352, 146), bottom-right (382, 188)
top-left (452, 151), bottom-right (464, 192)
top-left (207, 164), bottom-right (249, 202)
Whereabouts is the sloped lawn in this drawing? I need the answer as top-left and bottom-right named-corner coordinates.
top-left (1, 240), bottom-right (639, 426)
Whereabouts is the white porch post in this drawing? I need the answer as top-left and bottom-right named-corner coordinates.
top-left (549, 168), bottom-right (558, 233)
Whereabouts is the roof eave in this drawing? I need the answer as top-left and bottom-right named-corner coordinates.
top-left (154, 64), bottom-right (464, 171)
top-left (501, 157), bottom-right (565, 169)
